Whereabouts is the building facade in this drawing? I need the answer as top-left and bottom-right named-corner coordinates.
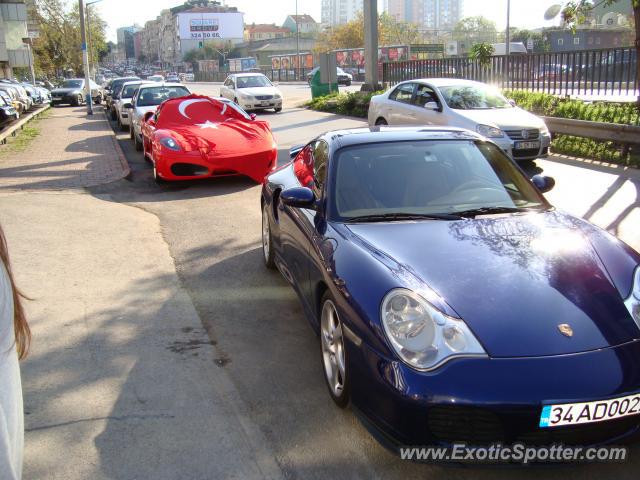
top-left (321, 0), bottom-right (363, 27)
top-left (387, 0), bottom-right (462, 30)
top-left (116, 25), bottom-right (142, 60)
top-left (547, 27), bottom-right (634, 52)
top-left (282, 14), bottom-right (318, 36)
top-left (244, 24), bottom-right (290, 42)
top-left (0, 1), bottom-right (30, 78)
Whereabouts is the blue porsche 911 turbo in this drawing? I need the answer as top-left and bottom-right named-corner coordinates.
top-left (260, 126), bottom-right (640, 448)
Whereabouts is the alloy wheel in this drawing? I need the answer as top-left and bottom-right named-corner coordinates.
top-left (321, 300), bottom-right (346, 399)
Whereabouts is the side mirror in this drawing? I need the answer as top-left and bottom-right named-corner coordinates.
top-left (250, 113), bottom-right (257, 120)
top-left (424, 101), bottom-right (440, 111)
top-left (281, 187), bottom-right (316, 209)
top-left (508, 99), bottom-right (517, 107)
top-left (532, 175), bottom-right (555, 193)
top-left (123, 102), bottom-right (133, 109)
top-left (289, 144), bottom-right (305, 159)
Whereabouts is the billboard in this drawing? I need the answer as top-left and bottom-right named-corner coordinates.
top-left (178, 12), bottom-right (244, 40)
top-left (270, 54), bottom-right (313, 70)
top-left (228, 57), bottom-right (257, 72)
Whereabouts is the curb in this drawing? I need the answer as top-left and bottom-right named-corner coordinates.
top-left (100, 108), bottom-right (132, 179)
top-left (0, 104), bottom-right (50, 145)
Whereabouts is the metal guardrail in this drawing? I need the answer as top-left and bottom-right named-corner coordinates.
top-left (0, 104), bottom-right (50, 145)
top-left (542, 116), bottom-right (640, 145)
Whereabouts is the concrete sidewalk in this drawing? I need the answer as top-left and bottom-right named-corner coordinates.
top-left (0, 106), bottom-right (129, 191)
top-left (0, 191), bottom-right (283, 480)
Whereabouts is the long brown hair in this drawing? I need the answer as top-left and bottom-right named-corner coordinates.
top-left (0, 224), bottom-right (30, 360)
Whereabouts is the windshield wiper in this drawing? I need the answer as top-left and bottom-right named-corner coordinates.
top-left (453, 206), bottom-right (543, 218)
top-left (346, 212), bottom-right (461, 223)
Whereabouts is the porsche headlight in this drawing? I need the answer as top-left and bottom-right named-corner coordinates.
top-left (624, 266), bottom-right (640, 327)
top-left (476, 124), bottom-right (504, 138)
top-left (160, 137), bottom-right (181, 151)
top-left (381, 289), bottom-right (486, 370)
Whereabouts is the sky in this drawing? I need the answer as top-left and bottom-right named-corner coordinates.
top-left (95, 0), bottom-right (565, 43)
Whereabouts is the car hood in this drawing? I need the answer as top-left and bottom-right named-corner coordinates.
top-left (134, 105), bottom-right (159, 116)
top-left (453, 106), bottom-right (546, 130)
top-left (344, 211), bottom-right (639, 358)
top-left (237, 87), bottom-right (280, 97)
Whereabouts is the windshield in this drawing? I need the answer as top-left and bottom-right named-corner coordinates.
top-left (121, 84), bottom-right (141, 98)
top-left (148, 76), bottom-right (163, 82)
top-left (62, 80), bottom-right (83, 89)
top-left (439, 84), bottom-right (511, 110)
top-left (330, 140), bottom-right (548, 221)
top-left (137, 86), bottom-right (190, 106)
top-left (236, 75), bottom-right (272, 88)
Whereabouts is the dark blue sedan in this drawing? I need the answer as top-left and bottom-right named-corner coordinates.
top-left (260, 126), bottom-right (640, 448)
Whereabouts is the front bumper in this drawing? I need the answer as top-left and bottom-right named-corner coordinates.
top-left (238, 98), bottom-right (282, 111)
top-left (349, 337), bottom-right (640, 447)
top-left (51, 94), bottom-right (80, 105)
top-left (154, 147), bottom-right (277, 183)
top-left (493, 132), bottom-right (552, 161)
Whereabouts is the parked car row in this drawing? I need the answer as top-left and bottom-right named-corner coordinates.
top-left (0, 78), bottom-right (51, 130)
top-left (96, 71), bottom-right (640, 454)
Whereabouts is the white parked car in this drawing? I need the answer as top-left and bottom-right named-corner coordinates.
top-left (115, 80), bottom-right (151, 130)
top-left (368, 79), bottom-right (551, 162)
top-left (126, 83), bottom-right (191, 151)
top-left (219, 73), bottom-right (282, 112)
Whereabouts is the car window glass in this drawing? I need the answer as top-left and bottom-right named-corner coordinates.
top-left (293, 145), bottom-right (314, 188)
top-left (137, 86), bottom-right (190, 106)
top-left (389, 83), bottom-right (414, 104)
top-left (413, 85), bottom-right (438, 107)
top-left (312, 140), bottom-right (329, 191)
top-left (331, 140), bottom-right (547, 220)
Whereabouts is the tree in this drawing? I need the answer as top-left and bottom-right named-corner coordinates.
top-left (561, 0), bottom-right (639, 104)
top-left (469, 42), bottom-right (495, 67)
top-left (314, 12), bottom-right (421, 53)
top-left (453, 16), bottom-right (498, 46)
top-left (28, 0), bottom-right (107, 78)
top-left (509, 28), bottom-right (550, 53)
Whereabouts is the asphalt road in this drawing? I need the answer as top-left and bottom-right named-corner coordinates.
top-left (90, 87), bottom-right (640, 479)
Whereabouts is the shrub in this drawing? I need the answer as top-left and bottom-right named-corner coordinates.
top-left (504, 90), bottom-right (639, 166)
top-left (306, 90), bottom-right (383, 118)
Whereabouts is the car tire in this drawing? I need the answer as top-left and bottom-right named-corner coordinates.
top-left (274, 107), bottom-right (282, 113)
top-left (94, 95), bottom-right (102, 105)
top-left (71, 95), bottom-right (79, 107)
top-left (261, 202), bottom-right (276, 269)
top-left (134, 133), bottom-right (143, 152)
top-left (129, 124), bottom-right (134, 140)
top-left (119, 119), bottom-right (128, 132)
top-left (152, 161), bottom-right (165, 185)
top-left (110, 108), bottom-right (117, 121)
top-left (375, 118), bottom-right (388, 126)
top-left (320, 292), bottom-right (350, 408)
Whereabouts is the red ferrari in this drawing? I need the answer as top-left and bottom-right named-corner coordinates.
top-left (141, 94), bottom-right (278, 183)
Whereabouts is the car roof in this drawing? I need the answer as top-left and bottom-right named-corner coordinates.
top-left (231, 73), bottom-right (267, 78)
top-left (138, 82), bottom-right (186, 89)
top-left (320, 126), bottom-right (484, 149)
top-left (402, 78), bottom-right (489, 88)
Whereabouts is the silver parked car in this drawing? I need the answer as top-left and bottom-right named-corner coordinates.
top-left (126, 83), bottom-right (190, 151)
top-left (368, 79), bottom-right (551, 162)
top-left (115, 80), bottom-right (151, 131)
top-left (219, 73), bottom-right (283, 112)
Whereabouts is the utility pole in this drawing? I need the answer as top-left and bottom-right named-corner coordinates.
top-left (295, 0), bottom-right (300, 80)
top-left (79, 0), bottom-right (93, 114)
top-left (363, 0), bottom-right (378, 90)
top-left (505, 0), bottom-right (511, 88)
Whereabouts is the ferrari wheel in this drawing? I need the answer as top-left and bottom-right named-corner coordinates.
top-left (262, 202), bottom-right (275, 269)
top-left (152, 162), bottom-right (165, 185)
top-left (320, 293), bottom-right (350, 408)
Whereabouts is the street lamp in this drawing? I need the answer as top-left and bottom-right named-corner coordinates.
top-left (86, 0), bottom-right (103, 81)
top-left (79, 0), bottom-right (103, 115)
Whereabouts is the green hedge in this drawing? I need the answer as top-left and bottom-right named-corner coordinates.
top-left (306, 91), bottom-right (383, 118)
top-left (504, 90), bottom-right (639, 166)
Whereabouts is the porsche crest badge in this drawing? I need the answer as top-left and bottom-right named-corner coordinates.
top-left (558, 323), bottom-right (573, 337)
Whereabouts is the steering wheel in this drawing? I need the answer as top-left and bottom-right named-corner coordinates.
top-left (451, 180), bottom-right (500, 194)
